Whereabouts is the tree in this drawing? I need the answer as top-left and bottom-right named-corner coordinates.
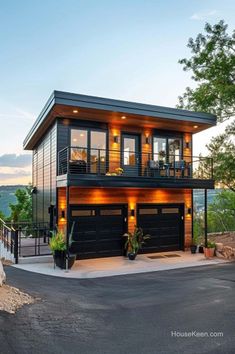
top-left (178, 21), bottom-right (235, 122)
top-left (178, 21), bottom-right (235, 190)
top-left (9, 185), bottom-right (32, 223)
top-left (208, 190), bottom-right (235, 232)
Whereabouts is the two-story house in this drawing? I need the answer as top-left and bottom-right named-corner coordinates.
top-left (23, 91), bottom-right (216, 259)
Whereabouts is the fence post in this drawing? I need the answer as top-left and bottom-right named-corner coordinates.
top-left (14, 230), bottom-right (19, 264)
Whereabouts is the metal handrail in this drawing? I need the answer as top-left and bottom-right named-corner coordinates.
top-left (58, 146), bottom-right (213, 180)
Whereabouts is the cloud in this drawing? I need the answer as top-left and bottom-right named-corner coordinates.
top-left (190, 10), bottom-right (217, 21)
top-left (0, 154), bottom-right (32, 168)
top-left (0, 170), bottom-right (31, 180)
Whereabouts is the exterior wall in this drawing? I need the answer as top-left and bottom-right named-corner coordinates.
top-left (58, 187), bottom-right (192, 247)
top-left (32, 123), bottom-right (57, 223)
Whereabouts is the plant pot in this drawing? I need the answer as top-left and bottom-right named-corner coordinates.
top-left (204, 247), bottom-right (215, 258)
top-left (198, 245), bottom-right (204, 254)
top-left (190, 245), bottom-right (197, 254)
top-left (128, 252), bottom-right (137, 260)
top-left (54, 251), bottom-right (76, 269)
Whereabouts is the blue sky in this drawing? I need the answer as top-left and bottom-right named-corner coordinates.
top-left (0, 0), bottom-right (234, 184)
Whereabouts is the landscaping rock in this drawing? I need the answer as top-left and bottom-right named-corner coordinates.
top-left (0, 259), bottom-right (6, 286)
top-left (215, 243), bottom-right (235, 260)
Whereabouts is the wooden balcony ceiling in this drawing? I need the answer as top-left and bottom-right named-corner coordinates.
top-left (24, 91), bottom-right (217, 150)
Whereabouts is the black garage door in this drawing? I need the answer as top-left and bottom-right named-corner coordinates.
top-left (70, 205), bottom-right (128, 259)
top-left (137, 204), bottom-right (184, 253)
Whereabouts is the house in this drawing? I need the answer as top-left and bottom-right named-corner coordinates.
top-left (23, 91), bottom-right (216, 259)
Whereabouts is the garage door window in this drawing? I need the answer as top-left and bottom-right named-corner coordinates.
top-left (72, 210), bottom-right (95, 217)
top-left (100, 209), bottom-right (122, 216)
top-left (139, 208), bottom-right (158, 215)
top-left (162, 208), bottom-right (179, 214)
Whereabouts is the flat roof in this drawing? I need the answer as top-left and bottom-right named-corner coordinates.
top-left (23, 90), bottom-right (217, 149)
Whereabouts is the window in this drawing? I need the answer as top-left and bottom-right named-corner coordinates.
top-left (153, 136), bottom-right (182, 163)
top-left (139, 208), bottom-right (158, 215)
top-left (71, 129), bottom-right (88, 161)
top-left (72, 210), bottom-right (95, 217)
top-left (162, 208), bottom-right (179, 214)
top-left (70, 129), bottom-right (107, 173)
top-left (153, 137), bottom-right (166, 162)
top-left (100, 209), bottom-right (122, 216)
top-left (124, 137), bottom-right (136, 165)
top-left (168, 138), bottom-right (181, 163)
top-left (90, 131), bottom-right (107, 173)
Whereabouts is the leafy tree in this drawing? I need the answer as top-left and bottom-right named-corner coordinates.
top-left (9, 185), bottom-right (32, 223)
top-left (178, 21), bottom-right (235, 190)
top-left (208, 190), bottom-right (235, 232)
top-left (178, 20), bottom-right (235, 122)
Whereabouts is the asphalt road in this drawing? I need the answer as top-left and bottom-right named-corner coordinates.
top-left (1, 263), bottom-right (235, 354)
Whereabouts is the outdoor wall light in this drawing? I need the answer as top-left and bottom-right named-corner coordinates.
top-left (145, 136), bottom-right (150, 144)
top-left (114, 135), bottom-right (119, 143)
top-left (184, 141), bottom-right (191, 149)
top-left (131, 209), bottom-right (135, 217)
top-left (187, 208), bottom-right (192, 216)
top-left (61, 210), bottom-right (65, 219)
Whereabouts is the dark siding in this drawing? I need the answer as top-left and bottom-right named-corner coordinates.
top-left (32, 123), bottom-right (57, 223)
top-left (57, 119), bottom-right (69, 155)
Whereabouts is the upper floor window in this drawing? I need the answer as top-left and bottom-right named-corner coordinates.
top-left (70, 128), bottom-right (107, 173)
top-left (153, 136), bottom-right (182, 162)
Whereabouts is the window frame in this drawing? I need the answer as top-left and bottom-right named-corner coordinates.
top-left (152, 132), bottom-right (183, 162)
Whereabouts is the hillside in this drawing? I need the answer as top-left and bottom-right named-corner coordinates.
top-left (0, 185), bottom-right (27, 217)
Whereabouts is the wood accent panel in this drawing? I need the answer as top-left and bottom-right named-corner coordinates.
top-left (58, 187), bottom-right (66, 231)
top-left (68, 187), bottom-right (192, 247)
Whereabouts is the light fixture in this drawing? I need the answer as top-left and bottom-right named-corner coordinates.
top-left (193, 125), bottom-right (198, 129)
top-left (61, 210), bottom-right (65, 219)
top-left (114, 135), bottom-right (119, 143)
top-left (131, 209), bottom-right (135, 217)
top-left (187, 208), bottom-right (192, 216)
top-left (73, 109), bottom-right (78, 113)
top-left (80, 133), bottom-right (84, 137)
top-left (185, 141), bottom-right (190, 149)
top-left (145, 136), bottom-right (150, 145)
top-left (121, 115), bottom-right (126, 120)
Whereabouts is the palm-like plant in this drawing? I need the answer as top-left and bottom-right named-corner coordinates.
top-left (123, 226), bottom-right (151, 256)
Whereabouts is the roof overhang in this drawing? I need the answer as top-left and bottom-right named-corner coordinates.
top-left (23, 90), bottom-right (217, 150)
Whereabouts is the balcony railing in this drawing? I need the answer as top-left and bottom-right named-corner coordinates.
top-left (58, 146), bottom-right (213, 180)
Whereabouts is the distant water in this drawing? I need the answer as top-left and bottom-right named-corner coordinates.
top-left (193, 189), bottom-right (222, 212)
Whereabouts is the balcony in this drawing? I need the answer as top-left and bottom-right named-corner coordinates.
top-left (57, 146), bottom-right (214, 189)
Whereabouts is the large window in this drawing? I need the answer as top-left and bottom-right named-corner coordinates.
top-left (153, 136), bottom-right (182, 163)
top-left (70, 128), bottom-right (107, 173)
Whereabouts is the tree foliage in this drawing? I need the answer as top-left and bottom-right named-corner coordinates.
top-left (194, 120), bottom-right (235, 191)
top-left (194, 190), bottom-right (235, 236)
top-left (178, 20), bottom-right (235, 122)
top-left (9, 185), bottom-right (32, 223)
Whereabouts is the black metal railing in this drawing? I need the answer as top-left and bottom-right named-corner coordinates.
top-left (58, 146), bottom-right (213, 180)
top-left (0, 219), bottom-right (52, 263)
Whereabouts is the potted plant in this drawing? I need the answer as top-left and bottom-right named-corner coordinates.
top-left (198, 236), bottom-right (204, 253)
top-left (190, 234), bottom-right (198, 254)
top-left (123, 226), bottom-right (151, 260)
top-left (49, 227), bottom-right (76, 269)
top-left (115, 167), bottom-right (124, 176)
top-left (204, 240), bottom-right (216, 258)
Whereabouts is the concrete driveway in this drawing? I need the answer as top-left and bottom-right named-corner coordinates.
top-left (1, 263), bottom-right (235, 354)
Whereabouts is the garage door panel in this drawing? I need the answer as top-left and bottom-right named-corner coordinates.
top-left (70, 205), bottom-right (127, 258)
top-left (138, 204), bottom-right (183, 253)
